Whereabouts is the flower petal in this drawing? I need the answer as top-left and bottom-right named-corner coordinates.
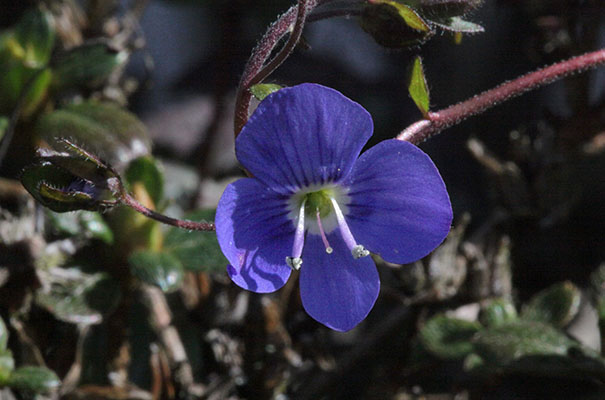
top-left (236, 83), bottom-right (373, 193)
top-left (216, 178), bottom-right (294, 293)
top-left (345, 139), bottom-right (453, 264)
top-left (299, 232), bottom-right (379, 331)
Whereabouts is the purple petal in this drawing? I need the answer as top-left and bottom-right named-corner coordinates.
top-left (345, 140), bottom-right (453, 264)
top-left (236, 83), bottom-right (373, 194)
top-left (299, 232), bottom-right (379, 332)
top-left (215, 178), bottom-right (294, 293)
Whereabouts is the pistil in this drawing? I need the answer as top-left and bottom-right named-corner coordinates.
top-left (316, 208), bottom-right (333, 254)
top-left (329, 197), bottom-right (370, 259)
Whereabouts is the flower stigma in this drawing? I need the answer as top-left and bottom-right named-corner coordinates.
top-left (286, 185), bottom-right (370, 270)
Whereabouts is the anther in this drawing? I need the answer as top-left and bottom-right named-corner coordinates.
top-left (329, 197), bottom-right (370, 259)
top-left (286, 256), bottom-right (303, 271)
top-left (351, 244), bottom-right (370, 259)
top-left (288, 198), bottom-right (307, 269)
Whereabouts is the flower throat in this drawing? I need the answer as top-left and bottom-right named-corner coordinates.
top-left (286, 188), bottom-right (370, 271)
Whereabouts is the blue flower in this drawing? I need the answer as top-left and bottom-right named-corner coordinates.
top-left (216, 83), bottom-right (452, 331)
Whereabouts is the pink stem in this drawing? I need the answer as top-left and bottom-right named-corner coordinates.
top-left (234, 0), bottom-right (317, 135)
top-left (398, 48), bottom-right (605, 144)
top-left (120, 192), bottom-right (215, 232)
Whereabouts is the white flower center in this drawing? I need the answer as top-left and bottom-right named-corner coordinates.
top-left (285, 184), bottom-right (369, 271)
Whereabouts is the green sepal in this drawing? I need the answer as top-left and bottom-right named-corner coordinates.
top-left (420, 0), bottom-right (484, 20)
top-left (429, 16), bottom-right (484, 33)
top-left (407, 56), bottom-right (430, 117)
top-left (360, 0), bottom-right (434, 48)
top-left (21, 161), bottom-right (119, 213)
top-left (250, 83), bottom-right (283, 101)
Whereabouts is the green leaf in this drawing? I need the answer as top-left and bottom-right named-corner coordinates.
top-left (13, 8), bottom-right (55, 67)
top-left (0, 350), bottom-right (15, 385)
top-left (7, 366), bottom-right (60, 394)
top-left (479, 298), bottom-right (518, 327)
top-left (52, 42), bottom-right (128, 89)
top-left (521, 281), bottom-right (581, 327)
top-left (164, 209), bottom-right (225, 273)
top-left (0, 63), bottom-right (52, 116)
top-left (0, 317), bottom-right (7, 351)
top-left (472, 321), bottom-right (577, 365)
top-left (36, 101), bottom-right (151, 168)
top-left (0, 116), bottom-right (8, 142)
top-left (360, 1), bottom-right (434, 48)
top-left (430, 16), bottom-right (485, 33)
top-left (124, 156), bottom-right (164, 206)
top-left (419, 315), bottom-right (482, 359)
top-left (129, 251), bottom-right (184, 292)
top-left (250, 83), bottom-right (283, 101)
top-left (36, 269), bottom-right (120, 325)
top-left (47, 210), bottom-right (114, 244)
top-left (407, 56), bottom-right (430, 117)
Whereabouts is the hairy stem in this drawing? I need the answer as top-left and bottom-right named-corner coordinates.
top-left (234, 0), bottom-right (317, 135)
top-left (398, 48), bottom-right (605, 144)
top-left (119, 191), bottom-right (215, 231)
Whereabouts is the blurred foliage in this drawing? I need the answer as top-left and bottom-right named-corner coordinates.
top-left (0, 0), bottom-right (603, 399)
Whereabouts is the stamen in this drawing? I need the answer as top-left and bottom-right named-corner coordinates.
top-left (316, 208), bottom-right (333, 254)
top-left (329, 197), bottom-right (370, 259)
top-left (287, 198), bottom-right (307, 270)
top-left (286, 256), bottom-right (302, 270)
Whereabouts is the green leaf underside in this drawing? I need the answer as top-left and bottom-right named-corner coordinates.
top-left (472, 321), bottom-right (577, 365)
top-left (163, 209), bottom-right (227, 273)
top-left (52, 43), bottom-right (127, 89)
top-left (7, 366), bottom-right (60, 393)
top-left (47, 210), bottom-right (114, 244)
top-left (36, 270), bottom-right (120, 325)
top-left (419, 315), bottom-right (481, 359)
top-left (36, 101), bottom-right (151, 167)
top-left (521, 281), bottom-right (581, 327)
top-left (129, 251), bottom-right (184, 292)
top-left (408, 56), bottom-right (430, 116)
top-left (124, 156), bottom-right (164, 206)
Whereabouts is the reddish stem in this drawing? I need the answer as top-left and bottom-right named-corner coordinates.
top-left (119, 192), bottom-right (215, 231)
top-left (234, 0), bottom-right (317, 135)
top-left (398, 48), bottom-right (605, 144)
